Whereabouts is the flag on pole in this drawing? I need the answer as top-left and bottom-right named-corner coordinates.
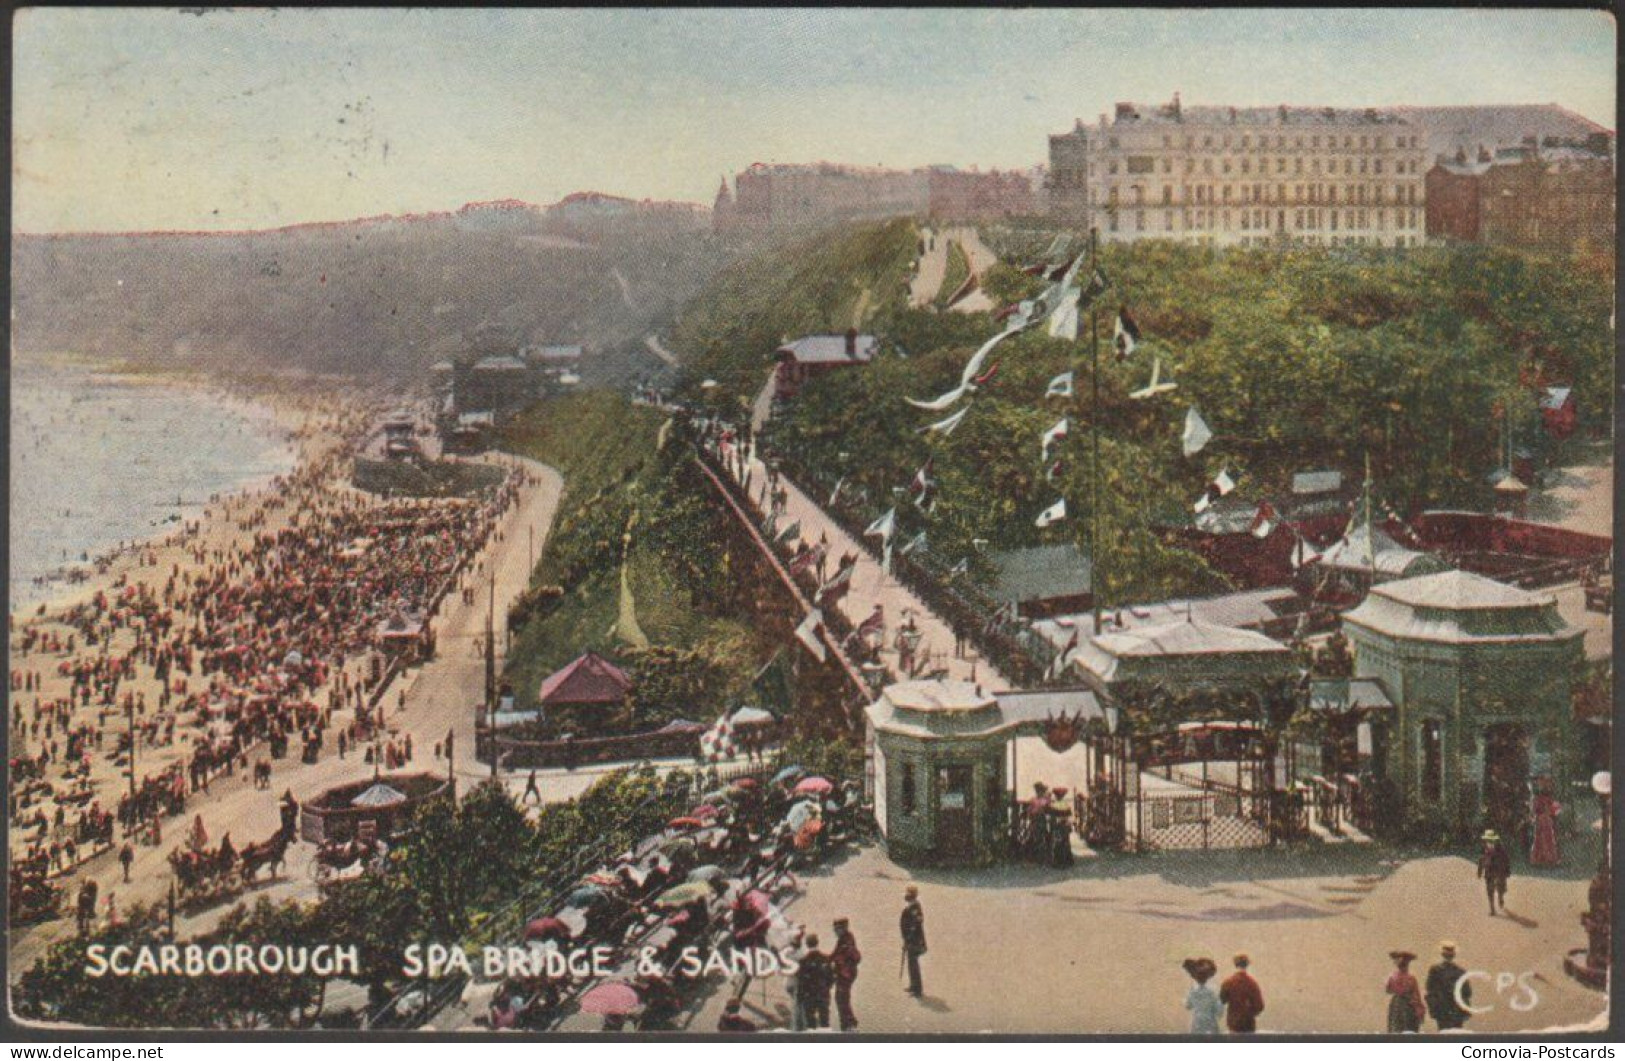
top-left (864, 508), bottom-right (896, 542)
top-left (1114, 307), bottom-right (1141, 360)
top-left (1045, 371), bottom-right (1074, 399)
top-left (794, 609), bottom-right (827, 662)
top-left (1213, 468), bottom-right (1236, 497)
top-left (815, 561), bottom-right (854, 606)
top-left (1290, 534), bottom-right (1323, 570)
top-left (1036, 499), bottom-right (1067, 527)
top-left (1041, 418), bottom-right (1069, 461)
top-left (948, 557), bottom-right (969, 577)
top-left (920, 406), bottom-right (970, 436)
top-left (1249, 501), bottom-right (1278, 539)
top-left (1181, 406), bottom-right (1213, 457)
top-left (900, 530), bottom-right (927, 556)
top-left (775, 519), bottom-right (801, 544)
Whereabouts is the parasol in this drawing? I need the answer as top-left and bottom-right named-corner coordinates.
top-left (785, 800), bottom-right (821, 831)
top-left (738, 889), bottom-right (772, 916)
top-left (653, 881), bottom-right (713, 908)
top-left (667, 816), bottom-right (705, 831)
top-left (690, 804), bottom-right (721, 820)
top-left (566, 885), bottom-right (607, 908)
top-left (522, 917), bottom-right (570, 942)
top-left (793, 776), bottom-right (834, 796)
top-left (578, 981), bottom-right (642, 1016)
top-left (730, 777), bottom-right (759, 791)
top-left (686, 864), bottom-right (725, 883)
top-left (772, 765), bottom-right (806, 786)
top-left (657, 836), bottom-right (697, 860)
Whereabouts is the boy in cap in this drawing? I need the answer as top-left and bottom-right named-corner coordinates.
top-left (1477, 830), bottom-right (1512, 915)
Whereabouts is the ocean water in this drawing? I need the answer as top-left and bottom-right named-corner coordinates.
top-left (9, 360), bottom-right (298, 609)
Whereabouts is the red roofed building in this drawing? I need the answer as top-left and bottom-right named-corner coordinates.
top-left (538, 651), bottom-right (633, 733)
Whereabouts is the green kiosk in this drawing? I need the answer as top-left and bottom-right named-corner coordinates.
top-left (865, 679), bottom-right (1104, 865)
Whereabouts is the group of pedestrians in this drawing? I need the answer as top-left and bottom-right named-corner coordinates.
top-left (1181, 942), bottom-right (1475, 1034)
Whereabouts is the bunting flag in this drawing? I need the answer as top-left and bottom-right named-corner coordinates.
top-left (815, 561), bottom-right (854, 606)
top-left (789, 542), bottom-right (825, 576)
top-left (1129, 355), bottom-right (1177, 400)
top-left (900, 530), bottom-right (927, 556)
top-left (1041, 418), bottom-right (1069, 461)
top-left (1045, 458), bottom-right (1064, 483)
top-left (919, 406), bottom-right (969, 436)
top-left (1249, 501), bottom-right (1278, 539)
top-left (1045, 371), bottom-right (1074, 399)
top-left (1036, 498), bottom-right (1067, 527)
top-left (1113, 307), bottom-right (1141, 361)
top-left (761, 512), bottom-right (778, 540)
top-left (1182, 406), bottom-right (1213, 457)
top-left (972, 362), bottom-right (999, 387)
top-left (1047, 626), bottom-right (1081, 680)
top-left (1047, 288), bottom-right (1082, 341)
top-left (906, 327), bottom-right (1019, 410)
top-left (775, 519), bottom-right (801, 544)
top-left (828, 475), bottom-right (846, 507)
top-left (948, 557), bottom-right (969, 577)
top-left (909, 458), bottom-right (935, 500)
top-left (1290, 533), bottom-right (1323, 570)
top-left (1193, 468), bottom-right (1237, 514)
top-left (794, 609), bottom-right (827, 662)
top-left (855, 604), bottom-right (885, 641)
top-left (864, 508), bottom-right (896, 542)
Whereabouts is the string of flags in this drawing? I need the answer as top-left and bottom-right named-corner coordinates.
top-left (1192, 468), bottom-right (1236, 514)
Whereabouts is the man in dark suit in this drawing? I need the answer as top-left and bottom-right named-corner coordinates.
top-left (1425, 941), bottom-right (1472, 1030)
top-left (1219, 953), bottom-right (1265, 1033)
top-left (900, 886), bottom-right (927, 997)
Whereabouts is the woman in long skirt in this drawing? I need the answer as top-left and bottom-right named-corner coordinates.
top-left (1385, 950), bottom-right (1424, 1033)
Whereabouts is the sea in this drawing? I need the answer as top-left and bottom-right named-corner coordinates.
top-left (9, 359), bottom-right (299, 610)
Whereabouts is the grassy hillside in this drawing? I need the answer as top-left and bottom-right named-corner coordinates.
top-left (667, 218), bottom-right (919, 409)
top-left (13, 210), bottom-right (733, 383)
top-left (745, 232), bottom-right (1611, 608)
top-left (498, 391), bottom-right (771, 726)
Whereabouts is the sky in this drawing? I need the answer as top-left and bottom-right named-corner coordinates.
top-left (13, 8), bottom-right (1617, 233)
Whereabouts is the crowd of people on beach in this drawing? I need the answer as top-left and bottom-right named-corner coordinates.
top-left (7, 394), bottom-right (528, 915)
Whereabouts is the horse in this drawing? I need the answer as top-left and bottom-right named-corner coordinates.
top-left (237, 824), bottom-right (293, 884)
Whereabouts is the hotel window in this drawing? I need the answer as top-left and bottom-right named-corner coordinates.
top-left (1202, 159), bottom-right (1213, 175)
top-left (1108, 161), bottom-right (1118, 175)
top-left (1241, 135), bottom-right (1250, 149)
top-left (1360, 159), bottom-right (1368, 175)
top-left (1420, 721), bottom-right (1443, 803)
top-left (902, 764), bottom-right (917, 815)
top-left (1164, 211), bottom-right (1173, 231)
top-left (1162, 158), bottom-right (1172, 173)
top-left (1222, 159), bottom-right (1231, 174)
top-left (1136, 210), bottom-right (1146, 231)
top-left (1295, 157), bottom-right (1303, 174)
top-left (1222, 185), bottom-right (1231, 203)
top-left (1277, 158), bottom-right (1287, 174)
top-left (1374, 159), bottom-right (1384, 175)
top-left (1162, 185), bottom-right (1172, 205)
top-left (1311, 136), bottom-right (1320, 149)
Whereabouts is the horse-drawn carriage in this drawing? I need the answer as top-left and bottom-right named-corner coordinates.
top-left (169, 823), bottom-right (293, 901)
top-left (309, 835), bottom-right (388, 884)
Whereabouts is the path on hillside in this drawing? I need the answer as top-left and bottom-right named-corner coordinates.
top-left (610, 267), bottom-right (638, 312)
top-left (8, 456), bottom-right (564, 980)
top-left (724, 429), bottom-right (1003, 689)
top-left (907, 225), bottom-right (999, 313)
top-left (643, 333), bottom-right (680, 369)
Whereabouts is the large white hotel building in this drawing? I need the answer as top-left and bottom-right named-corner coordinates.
top-left (1048, 95), bottom-right (1430, 248)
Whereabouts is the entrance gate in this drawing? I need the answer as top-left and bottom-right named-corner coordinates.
top-left (1076, 722), bottom-right (1302, 852)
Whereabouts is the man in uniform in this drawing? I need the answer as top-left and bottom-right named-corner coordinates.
top-left (832, 917), bottom-right (863, 1031)
top-left (1425, 941), bottom-right (1472, 1031)
top-left (900, 886), bottom-right (927, 997)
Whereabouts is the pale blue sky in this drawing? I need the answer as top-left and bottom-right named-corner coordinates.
top-left (13, 8), bottom-right (1616, 232)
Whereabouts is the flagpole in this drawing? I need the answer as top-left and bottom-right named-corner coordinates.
top-left (1088, 227), bottom-right (1104, 638)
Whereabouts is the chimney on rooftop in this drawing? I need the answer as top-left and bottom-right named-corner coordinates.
top-left (844, 328), bottom-right (858, 357)
top-left (1171, 91), bottom-right (1182, 120)
top-left (1115, 102), bottom-right (1136, 121)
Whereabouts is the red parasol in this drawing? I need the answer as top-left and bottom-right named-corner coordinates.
top-left (667, 816), bottom-right (705, 831)
top-left (522, 917), bottom-right (570, 942)
top-left (793, 776), bottom-right (834, 796)
top-left (578, 981), bottom-right (642, 1016)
